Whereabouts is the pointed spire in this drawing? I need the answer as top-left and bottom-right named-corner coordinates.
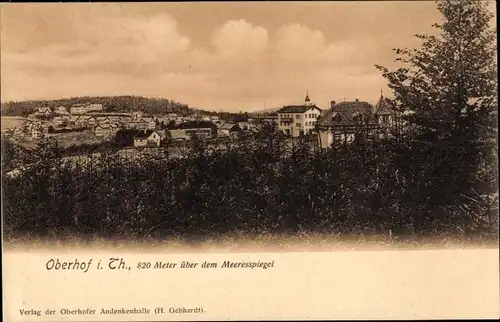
top-left (305, 90), bottom-right (310, 102)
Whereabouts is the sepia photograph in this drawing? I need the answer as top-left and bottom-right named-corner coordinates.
top-left (1, 1), bottom-right (499, 320)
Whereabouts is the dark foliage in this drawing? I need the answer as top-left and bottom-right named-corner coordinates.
top-left (2, 125), bottom-right (497, 242)
top-left (1, 96), bottom-right (190, 117)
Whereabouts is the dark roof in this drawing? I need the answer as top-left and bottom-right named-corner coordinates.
top-left (317, 100), bottom-right (375, 126)
top-left (277, 105), bottom-right (321, 114)
top-left (134, 130), bottom-right (156, 139)
top-left (374, 95), bottom-right (394, 115)
top-left (219, 123), bottom-right (240, 131)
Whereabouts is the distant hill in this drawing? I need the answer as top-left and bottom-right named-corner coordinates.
top-left (0, 95), bottom-right (191, 117)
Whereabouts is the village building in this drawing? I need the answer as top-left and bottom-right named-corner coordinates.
top-left (169, 128), bottom-right (212, 141)
top-left (33, 106), bottom-right (52, 117)
top-left (374, 93), bottom-right (397, 126)
top-left (277, 93), bottom-right (322, 137)
top-left (217, 123), bottom-right (241, 137)
top-left (31, 124), bottom-right (48, 139)
top-left (70, 103), bottom-right (104, 115)
top-left (125, 118), bottom-right (156, 130)
top-left (131, 111), bottom-right (144, 120)
top-left (52, 116), bottom-right (65, 127)
top-left (316, 93), bottom-right (397, 149)
top-left (253, 114), bottom-right (278, 125)
top-left (133, 130), bottom-right (167, 147)
top-left (24, 120), bottom-right (43, 133)
top-left (54, 106), bottom-right (70, 115)
top-left (75, 115), bottom-right (97, 128)
top-left (94, 123), bottom-right (120, 137)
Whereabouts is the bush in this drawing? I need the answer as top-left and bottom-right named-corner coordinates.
top-left (2, 126), bottom-right (498, 242)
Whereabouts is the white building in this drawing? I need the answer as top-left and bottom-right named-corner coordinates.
top-left (70, 103), bottom-right (104, 115)
top-left (133, 130), bottom-right (166, 147)
top-left (277, 93), bottom-right (322, 137)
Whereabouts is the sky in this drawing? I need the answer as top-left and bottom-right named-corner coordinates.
top-left (0, 2), bottom-right (495, 112)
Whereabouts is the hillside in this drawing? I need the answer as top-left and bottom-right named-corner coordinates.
top-left (0, 96), bottom-right (191, 116)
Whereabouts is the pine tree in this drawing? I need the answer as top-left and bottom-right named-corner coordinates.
top-left (376, 0), bottom-right (497, 234)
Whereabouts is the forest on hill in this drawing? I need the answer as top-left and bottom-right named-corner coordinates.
top-left (0, 95), bottom-right (191, 116)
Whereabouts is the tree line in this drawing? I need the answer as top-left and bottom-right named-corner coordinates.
top-left (0, 95), bottom-right (190, 116)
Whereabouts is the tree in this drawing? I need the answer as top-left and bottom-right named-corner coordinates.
top-left (376, 0), bottom-right (497, 234)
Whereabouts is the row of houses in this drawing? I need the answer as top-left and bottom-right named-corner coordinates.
top-left (276, 92), bottom-right (400, 148)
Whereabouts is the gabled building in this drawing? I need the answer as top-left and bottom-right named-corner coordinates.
top-left (70, 103), bottom-right (103, 115)
top-left (33, 106), bottom-right (52, 117)
top-left (374, 92), bottom-right (397, 126)
top-left (75, 115), bottom-right (97, 128)
top-left (133, 130), bottom-right (166, 147)
top-left (54, 106), bottom-right (70, 115)
top-left (94, 123), bottom-right (120, 137)
top-left (31, 124), bottom-right (48, 139)
top-left (316, 93), bottom-right (398, 149)
top-left (277, 93), bottom-right (322, 137)
top-left (217, 123), bottom-right (241, 137)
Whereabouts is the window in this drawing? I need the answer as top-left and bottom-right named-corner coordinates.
top-left (296, 123), bottom-right (301, 127)
top-left (296, 115), bottom-right (301, 119)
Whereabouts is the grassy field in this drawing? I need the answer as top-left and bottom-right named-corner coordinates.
top-left (1, 116), bottom-right (26, 130)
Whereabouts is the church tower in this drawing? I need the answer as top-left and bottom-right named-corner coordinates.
top-left (305, 91), bottom-right (311, 106)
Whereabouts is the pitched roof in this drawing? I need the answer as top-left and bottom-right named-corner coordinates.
top-left (157, 131), bottom-right (167, 140)
top-left (277, 105), bottom-right (321, 114)
top-left (374, 95), bottom-right (395, 115)
top-left (317, 100), bottom-right (375, 126)
top-left (75, 115), bottom-right (95, 121)
top-left (134, 130), bottom-right (156, 139)
top-left (219, 123), bottom-right (240, 131)
top-left (95, 123), bottom-right (119, 129)
top-left (36, 106), bottom-right (51, 113)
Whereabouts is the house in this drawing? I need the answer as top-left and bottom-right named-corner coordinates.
top-left (253, 114), bottom-right (278, 125)
top-left (316, 94), bottom-right (397, 149)
top-left (217, 123), bottom-right (241, 137)
top-left (169, 128), bottom-right (212, 141)
top-left (75, 115), bottom-right (97, 128)
top-left (31, 124), bottom-right (48, 139)
top-left (95, 116), bottom-right (112, 125)
top-left (87, 103), bottom-right (103, 112)
top-left (133, 130), bottom-right (166, 147)
top-left (131, 111), bottom-right (144, 120)
top-left (54, 106), bottom-right (70, 115)
top-left (70, 103), bottom-right (103, 114)
top-left (277, 93), bottom-right (322, 137)
top-left (94, 123), bottom-right (120, 137)
top-left (210, 115), bottom-right (220, 121)
top-left (126, 119), bottom-right (155, 130)
top-left (33, 106), bottom-right (52, 117)
top-left (374, 93), bottom-right (397, 126)
top-left (52, 116), bottom-right (65, 126)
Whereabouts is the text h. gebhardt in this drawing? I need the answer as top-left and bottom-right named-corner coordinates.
top-left (169, 307), bottom-right (204, 314)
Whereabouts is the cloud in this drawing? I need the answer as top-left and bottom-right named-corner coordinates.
top-left (3, 13), bottom-right (192, 75)
top-left (272, 23), bottom-right (375, 69)
top-left (211, 19), bottom-right (268, 59)
top-left (274, 24), bottom-right (327, 63)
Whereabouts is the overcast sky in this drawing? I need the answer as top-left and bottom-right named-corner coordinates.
top-left (1, 2), bottom-right (494, 112)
